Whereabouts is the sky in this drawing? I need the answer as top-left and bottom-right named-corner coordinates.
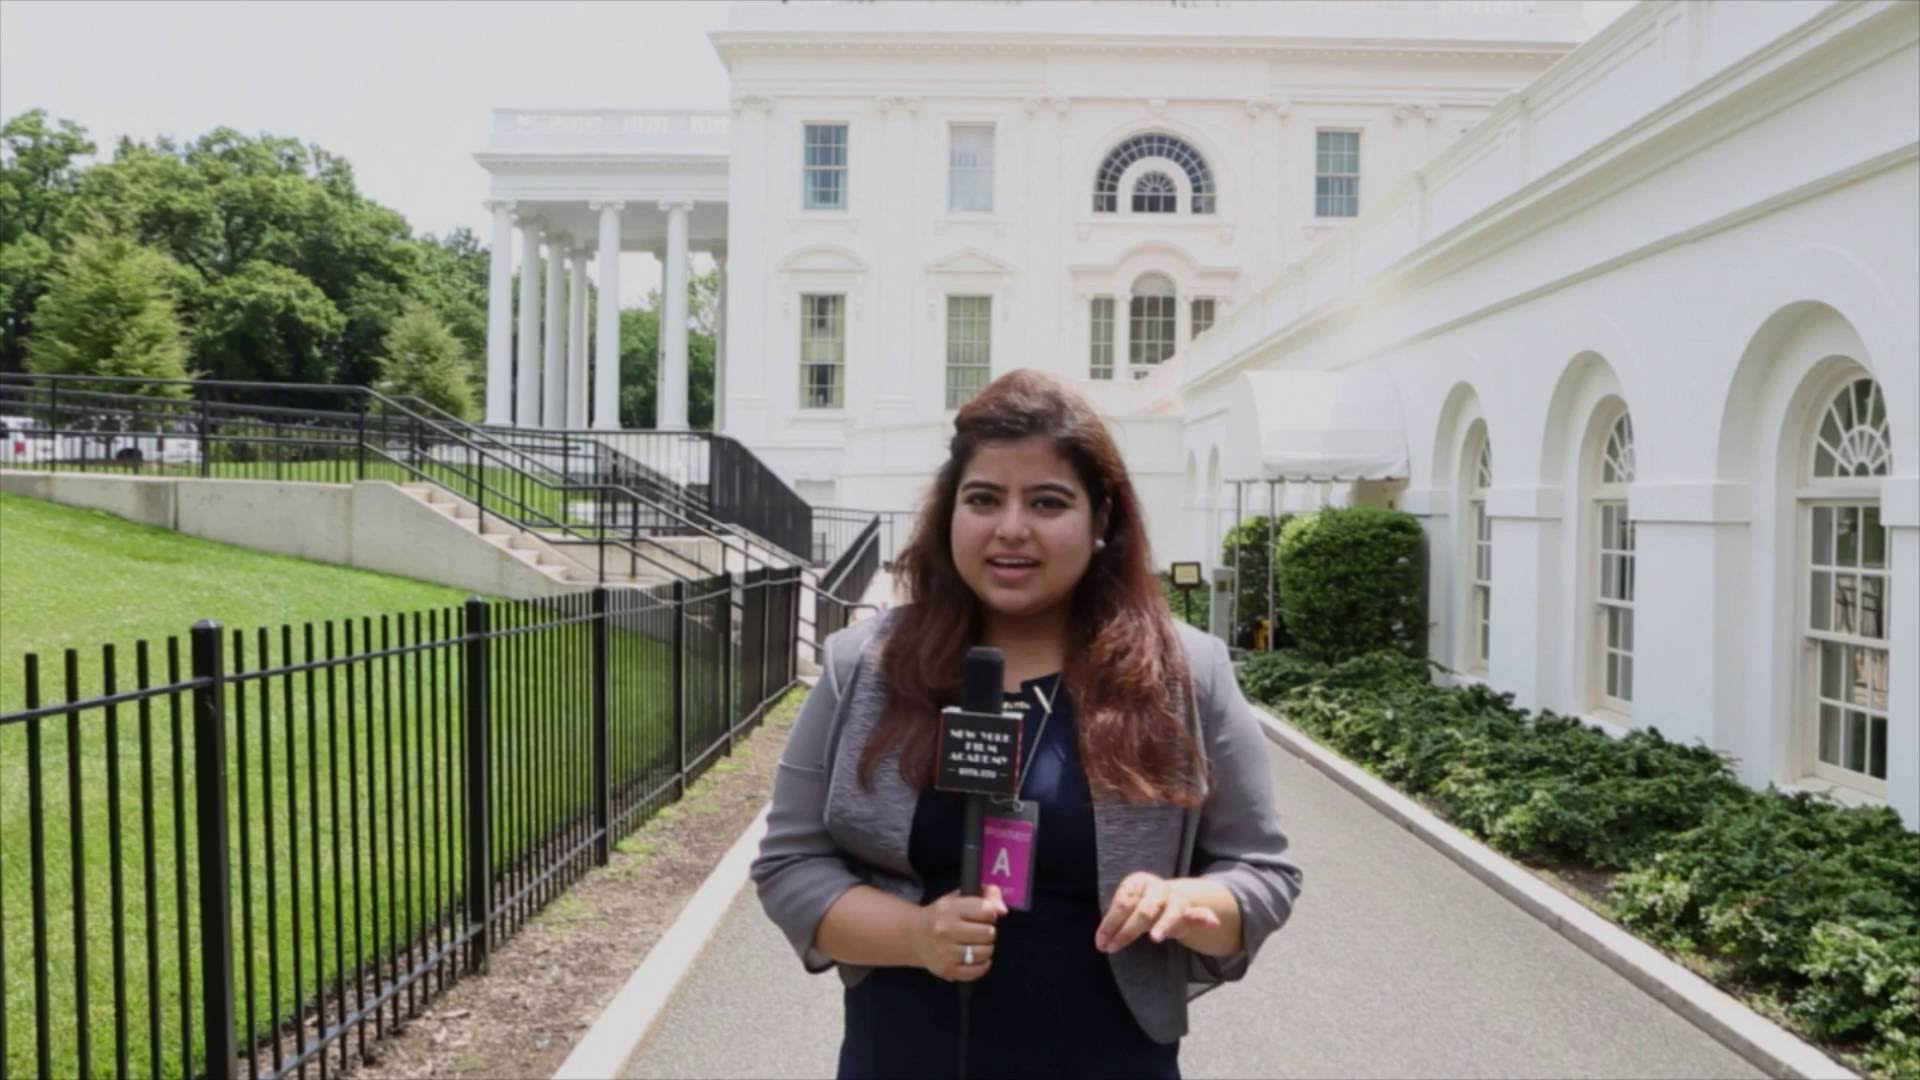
top-left (0, 0), bottom-right (735, 300)
top-left (1, 0), bottom-right (1637, 302)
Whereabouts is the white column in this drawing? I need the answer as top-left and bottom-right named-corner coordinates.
top-left (515, 220), bottom-right (544, 427)
top-left (713, 250), bottom-right (727, 433)
top-left (1884, 473), bottom-right (1920, 826)
top-left (1485, 485), bottom-right (1567, 713)
top-left (724, 97), bottom-right (773, 445)
top-left (484, 201), bottom-right (515, 425)
top-left (658, 200), bottom-right (693, 431)
top-left (543, 234), bottom-right (567, 428)
top-left (591, 201), bottom-right (623, 430)
top-left (1115, 295), bottom-right (1132, 381)
top-left (567, 248), bottom-right (588, 429)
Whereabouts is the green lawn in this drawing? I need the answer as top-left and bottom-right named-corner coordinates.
top-left (0, 493), bottom-right (731, 1079)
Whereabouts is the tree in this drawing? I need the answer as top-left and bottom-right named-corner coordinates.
top-left (26, 233), bottom-right (191, 396)
top-left (193, 260), bottom-right (346, 386)
top-left (374, 303), bottom-right (475, 419)
top-left (1, 110), bottom-right (96, 373)
top-left (617, 268), bottom-right (719, 430)
top-left (74, 127), bottom-right (469, 390)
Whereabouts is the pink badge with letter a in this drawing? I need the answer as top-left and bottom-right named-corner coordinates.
top-left (981, 800), bottom-right (1040, 911)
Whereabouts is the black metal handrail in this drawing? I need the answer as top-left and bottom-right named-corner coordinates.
top-left (387, 395), bottom-right (813, 563)
top-left (384, 395), bottom-right (803, 584)
top-left (0, 374), bottom-right (724, 587)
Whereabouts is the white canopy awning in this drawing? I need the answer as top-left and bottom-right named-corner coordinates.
top-left (1222, 368), bottom-right (1409, 482)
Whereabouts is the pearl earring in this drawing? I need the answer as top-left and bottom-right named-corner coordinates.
top-left (1094, 538), bottom-right (1108, 552)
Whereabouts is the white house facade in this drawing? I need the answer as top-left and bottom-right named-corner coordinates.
top-left (476, 0), bottom-right (1920, 824)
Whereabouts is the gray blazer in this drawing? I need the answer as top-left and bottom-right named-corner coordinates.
top-left (750, 610), bottom-right (1303, 1045)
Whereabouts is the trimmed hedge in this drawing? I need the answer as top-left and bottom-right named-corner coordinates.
top-left (1241, 650), bottom-right (1920, 1078)
top-left (1275, 506), bottom-right (1426, 662)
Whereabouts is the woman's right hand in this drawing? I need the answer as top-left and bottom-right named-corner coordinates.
top-left (914, 886), bottom-right (1007, 982)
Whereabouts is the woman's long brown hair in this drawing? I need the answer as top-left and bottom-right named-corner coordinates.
top-left (859, 369), bottom-right (1201, 806)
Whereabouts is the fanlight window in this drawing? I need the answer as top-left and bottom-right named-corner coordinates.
top-left (1602, 414), bottom-right (1635, 484)
top-left (1132, 171), bottom-right (1178, 214)
top-left (1094, 133), bottom-right (1215, 213)
top-left (1812, 377), bottom-right (1891, 478)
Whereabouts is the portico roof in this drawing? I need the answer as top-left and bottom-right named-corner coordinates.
top-left (1222, 368), bottom-right (1409, 483)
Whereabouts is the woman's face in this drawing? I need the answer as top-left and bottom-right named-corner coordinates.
top-left (950, 436), bottom-right (1103, 622)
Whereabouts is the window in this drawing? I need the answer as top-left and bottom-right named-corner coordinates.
top-left (1132, 171), bottom-right (1178, 214)
top-left (1094, 133), bottom-right (1215, 214)
top-left (1191, 297), bottom-right (1216, 338)
top-left (1596, 414), bottom-right (1636, 708)
top-left (1128, 273), bottom-right (1176, 378)
top-left (1089, 297), bottom-right (1115, 381)
top-left (945, 296), bottom-right (992, 409)
top-left (803, 124), bottom-right (848, 211)
top-left (949, 124), bottom-right (994, 213)
top-left (799, 294), bottom-right (844, 408)
top-left (1469, 436), bottom-right (1492, 672)
top-left (1804, 377), bottom-right (1892, 786)
top-left (1316, 131), bottom-right (1360, 218)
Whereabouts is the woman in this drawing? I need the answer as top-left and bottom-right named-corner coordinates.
top-left (753, 370), bottom-right (1302, 1079)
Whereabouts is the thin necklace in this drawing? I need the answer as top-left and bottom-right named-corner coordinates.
top-left (1014, 675), bottom-right (1060, 802)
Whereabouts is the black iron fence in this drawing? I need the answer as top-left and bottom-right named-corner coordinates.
top-left (811, 507), bottom-right (914, 570)
top-left (0, 569), bottom-right (803, 1080)
top-left (812, 517), bottom-right (884, 656)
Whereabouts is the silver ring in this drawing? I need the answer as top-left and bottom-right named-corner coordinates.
top-left (963, 944), bottom-right (975, 966)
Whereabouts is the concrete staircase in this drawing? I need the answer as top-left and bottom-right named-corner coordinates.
top-left (398, 484), bottom-right (708, 589)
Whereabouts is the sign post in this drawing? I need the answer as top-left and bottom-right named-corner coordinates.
top-left (1169, 560), bottom-right (1203, 627)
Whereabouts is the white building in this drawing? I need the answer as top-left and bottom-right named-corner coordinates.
top-left (475, 0), bottom-right (1919, 824)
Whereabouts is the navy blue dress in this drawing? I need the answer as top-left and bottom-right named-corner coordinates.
top-left (837, 675), bottom-right (1182, 1080)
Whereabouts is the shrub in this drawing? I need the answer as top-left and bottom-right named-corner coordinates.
top-left (1611, 794), bottom-right (1920, 1062)
top-left (1219, 514), bottom-right (1293, 649)
top-left (1242, 650), bottom-right (1920, 1075)
top-left (1275, 506), bottom-right (1426, 662)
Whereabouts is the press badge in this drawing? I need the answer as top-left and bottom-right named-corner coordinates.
top-left (981, 798), bottom-right (1040, 911)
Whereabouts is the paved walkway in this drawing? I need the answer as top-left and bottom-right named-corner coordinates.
top-left (621, 737), bottom-right (1763, 1079)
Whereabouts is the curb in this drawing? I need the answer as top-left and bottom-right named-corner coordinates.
top-left (1251, 703), bottom-right (1858, 1080)
top-left (552, 803), bottom-right (771, 1080)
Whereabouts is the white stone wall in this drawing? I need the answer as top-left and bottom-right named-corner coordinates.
top-left (1178, 0), bottom-right (1920, 821)
top-left (718, 22), bottom-right (1565, 532)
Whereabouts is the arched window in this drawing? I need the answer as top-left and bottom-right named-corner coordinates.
top-left (1803, 376), bottom-right (1891, 786)
top-left (1468, 435), bottom-right (1492, 672)
top-left (1132, 171), bottom-right (1178, 214)
top-left (1595, 413), bottom-right (1635, 709)
top-left (1128, 273), bottom-right (1177, 377)
top-left (1094, 133), bottom-right (1215, 214)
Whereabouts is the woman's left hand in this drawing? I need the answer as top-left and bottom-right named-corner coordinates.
top-left (1094, 871), bottom-right (1221, 954)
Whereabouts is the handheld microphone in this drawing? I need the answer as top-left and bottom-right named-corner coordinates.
top-left (933, 646), bottom-right (1022, 1080)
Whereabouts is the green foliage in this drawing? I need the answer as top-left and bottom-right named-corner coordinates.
top-left (1276, 506), bottom-right (1426, 662)
top-left (618, 269), bottom-right (718, 430)
top-left (1243, 651), bottom-right (1920, 1075)
top-left (1611, 794), bottom-right (1920, 1069)
top-left (25, 233), bottom-right (191, 393)
top-left (2, 113), bottom-right (488, 396)
top-left (193, 259), bottom-right (345, 384)
top-left (375, 303), bottom-right (475, 419)
top-left (1219, 514), bottom-right (1292, 647)
top-left (1, 110), bottom-right (95, 373)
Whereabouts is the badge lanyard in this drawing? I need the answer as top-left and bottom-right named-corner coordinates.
top-left (981, 676), bottom-right (1057, 912)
